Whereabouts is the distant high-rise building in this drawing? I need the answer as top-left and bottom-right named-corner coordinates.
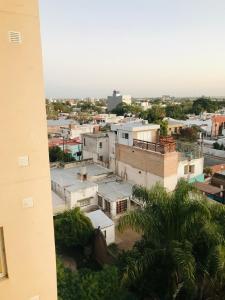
top-left (0, 1), bottom-right (57, 299)
top-left (107, 90), bottom-right (132, 111)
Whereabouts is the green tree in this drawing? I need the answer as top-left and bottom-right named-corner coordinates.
top-left (118, 180), bottom-right (225, 299)
top-left (111, 103), bottom-right (131, 116)
top-left (179, 127), bottom-right (199, 142)
top-left (141, 105), bottom-right (166, 123)
top-left (57, 258), bottom-right (135, 300)
top-left (49, 146), bottom-right (75, 162)
top-left (49, 146), bottom-right (64, 162)
top-left (54, 208), bottom-right (94, 250)
top-left (192, 97), bottom-right (218, 114)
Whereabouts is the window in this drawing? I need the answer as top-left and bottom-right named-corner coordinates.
top-left (98, 195), bottom-right (103, 207)
top-left (184, 165), bottom-right (195, 175)
top-left (78, 198), bottom-right (90, 207)
top-left (105, 200), bottom-right (110, 213)
top-left (99, 142), bottom-right (102, 149)
top-left (189, 165), bottom-right (195, 174)
top-left (116, 200), bottom-right (127, 214)
top-left (83, 138), bottom-right (86, 146)
top-left (0, 228), bottom-right (7, 279)
top-left (99, 155), bottom-right (103, 162)
top-left (103, 230), bottom-right (106, 239)
top-left (122, 132), bottom-right (129, 139)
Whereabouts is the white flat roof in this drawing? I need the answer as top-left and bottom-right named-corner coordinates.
top-left (51, 163), bottom-right (111, 195)
top-left (86, 210), bottom-right (114, 229)
top-left (98, 180), bottom-right (132, 202)
top-left (51, 163), bottom-right (111, 187)
top-left (111, 122), bottom-right (160, 132)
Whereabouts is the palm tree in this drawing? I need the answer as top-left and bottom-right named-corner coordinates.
top-left (118, 179), bottom-right (225, 299)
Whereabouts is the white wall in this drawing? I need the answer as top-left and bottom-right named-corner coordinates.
top-left (136, 130), bottom-right (152, 142)
top-left (177, 157), bottom-right (204, 180)
top-left (116, 161), bottom-right (177, 191)
top-left (66, 185), bottom-right (98, 208)
top-left (102, 225), bottom-right (115, 245)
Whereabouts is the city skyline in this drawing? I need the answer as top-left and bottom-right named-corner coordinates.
top-left (40, 0), bottom-right (225, 98)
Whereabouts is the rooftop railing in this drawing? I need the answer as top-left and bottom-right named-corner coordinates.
top-left (133, 138), bottom-right (176, 154)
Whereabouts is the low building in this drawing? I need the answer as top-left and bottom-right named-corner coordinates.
top-left (165, 118), bottom-right (185, 135)
top-left (86, 210), bottom-right (115, 245)
top-left (51, 161), bottom-right (136, 220)
top-left (47, 119), bottom-right (77, 134)
top-left (111, 121), bottom-right (160, 146)
top-left (61, 124), bottom-right (100, 140)
top-left (111, 121), bottom-right (204, 190)
top-left (93, 114), bottom-right (124, 125)
top-left (97, 178), bottom-right (133, 219)
top-left (49, 138), bottom-right (82, 160)
top-left (51, 162), bottom-right (111, 214)
top-left (194, 182), bottom-right (225, 204)
top-left (211, 171), bottom-right (225, 189)
top-left (107, 90), bottom-right (131, 111)
top-left (82, 133), bottom-right (109, 166)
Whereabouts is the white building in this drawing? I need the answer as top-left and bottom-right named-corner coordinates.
top-left (51, 162), bottom-right (134, 220)
top-left (111, 121), bottom-right (160, 146)
top-left (93, 114), bottom-right (124, 125)
top-left (107, 90), bottom-right (131, 111)
top-left (82, 133), bottom-right (109, 166)
top-left (86, 210), bottom-right (115, 245)
top-left (61, 123), bottom-right (99, 140)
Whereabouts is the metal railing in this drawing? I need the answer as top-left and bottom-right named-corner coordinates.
top-left (133, 139), bottom-right (176, 154)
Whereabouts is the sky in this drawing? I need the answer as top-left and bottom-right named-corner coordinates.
top-left (39, 0), bottom-right (225, 98)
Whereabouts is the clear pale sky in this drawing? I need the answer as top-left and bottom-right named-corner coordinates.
top-left (39, 0), bottom-right (225, 98)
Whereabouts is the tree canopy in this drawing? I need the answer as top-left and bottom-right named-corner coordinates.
top-left (192, 97), bottom-right (218, 114)
top-left (49, 146), bottom-right (75, 163)
top-left (118, 180), bottom-right (225, 299)
top-left (54, 208), bottom-right (94, 251)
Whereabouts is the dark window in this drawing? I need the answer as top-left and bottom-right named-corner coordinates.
top-left (99, 155), bottom-right (103, 161)
top-left (83, 138), bottom-right (86, 146)
top-left (99, 142), bottom-right (102, 148)
top-left (98, 195), bottom-right (103, 207)
top-left (116, 200), bottom-right (127, 214)
top-left (105, 200), bottom-right (110, 213)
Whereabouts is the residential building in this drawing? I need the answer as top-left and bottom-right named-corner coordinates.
top-left (107, 90), bottom-right (131, 111)
top-left (47, 119), bottom-right (77, 134)
top-left (111, 122), bottom-right (204, 190)
top-left (165, 118), bottom-right (185, 135)
top-left (93, 114), bottom-right (124, 125)
top-left (51, 161), bottom-right (134, 220)
top-left (111, 121), bottom-right (160, 146)
top-left (0, 1), bottom-right (57, 299)
top-left (86, 210), bottom-right (115, 245)
top-left (49, 138), bottom-right (82, 160)
top-left (82, 133), bottom-right (109, 166)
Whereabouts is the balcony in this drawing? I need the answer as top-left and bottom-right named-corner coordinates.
top-left (133, 138), bottom-right (176, 154)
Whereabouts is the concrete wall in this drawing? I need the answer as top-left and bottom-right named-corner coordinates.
top-left (117, 161), bottom-right (177, 191)
top-left (116, 144), bottom-right (178, 178)
top-left (102, 225), bottom-right (115, 245)
top-left (83, 135), bottom-right (109, 164)
top-left (68, 185), bottom-right (98, 208)
top-left (177, 157), bottom-right (204, 181)
top-left (0, 1), bottom-right (57, 299)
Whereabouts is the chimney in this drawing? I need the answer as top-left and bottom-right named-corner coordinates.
top-left (78, 167), bottom-right (87, 181)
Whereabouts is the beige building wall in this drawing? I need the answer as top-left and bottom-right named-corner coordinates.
top-left (115, 144), bottom-right (179, 191)
top-left (0, 1), bottom-right (57, 299)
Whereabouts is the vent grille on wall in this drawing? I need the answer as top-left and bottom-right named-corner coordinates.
top-left (8, 31), bottom-right (22, 44)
